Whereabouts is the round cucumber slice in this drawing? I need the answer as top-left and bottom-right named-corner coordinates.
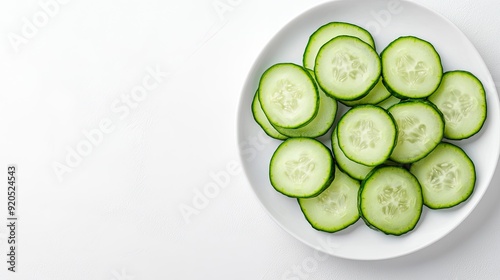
top-left (381, 36), bottom-right (443, 99)
top-left (427, 71), bottom-right (487, 140)
top-left (337, 105), bottom-right (397, 166)
top-left (359, 166), bottom-right (423, 236)
top-left (410, 142), bottom-right (476, 209)
top-left (315, 36), bottom-right (381, 101)
top-left (388, 100), bottom-right (444, 163)
top-left (269, 138), bottom-right (334, 198)
top-left (258, 63), bottom-right (319, 129)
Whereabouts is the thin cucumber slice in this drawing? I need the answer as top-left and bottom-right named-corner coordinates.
top-left (258, 63), bottom-right (319, 129)
top-left (275, 70), bottom-right (337, 138)
top-left (298, 166), bottom-right (360, 233)
top-left (341, 78), bottom-right (391, 107)
top-left (376, 95), bottom-right (400, 110)
top-left (331, 126), bottom-right (374, 180)
top-left (381, 36), bottom-right (443, 99)
top-left (388, 100), bottom-right (444, 163)
top-left (427, 71), bottom-right (487, 140)
top-left (315, 36), bottom-right (381, 101)
top-left (269, 138), bottom-right (334, 198)
top-left (251, 91), bottom-right (288, 140)
top-left (337, 105), bottom-right (397, 166)
top-left (303, 22), bottom-right (376, 70)
top-left (410, 142), bottom-right (476, 209)
top-left (359, 166), bottom-right (423, 236)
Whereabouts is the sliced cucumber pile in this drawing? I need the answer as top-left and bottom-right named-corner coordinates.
top-left (250, 21), bottom-right (488, 236)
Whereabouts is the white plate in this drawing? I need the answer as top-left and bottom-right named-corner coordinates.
top-left (237, 0), bottom-right (500, 260)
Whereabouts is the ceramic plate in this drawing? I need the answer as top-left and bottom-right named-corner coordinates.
top-left (237, 0), bottom-right (500, 260)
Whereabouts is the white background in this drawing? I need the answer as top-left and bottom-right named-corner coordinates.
top-left (0, 0), bottom-right (499, 279)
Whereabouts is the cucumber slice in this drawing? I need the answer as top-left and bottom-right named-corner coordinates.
top-left (341, 78), bottom-right (391, 107)
top-left (269, 138), bottom-right (334, 198)
top-left (359, 166), bottom-right (423, 236)
top-left (381, 36), bottom-right (443, 99)
top-left (303, 22), bottom-right (376, 70)
top-left (388, 100), bottom-right (444, 163)
top-left (298, 166), bottom-right (360, 233)
top-left (258, 63), bottom-right (319, 129)
top-left (251, 91), bottom-right (288, 140)
top-left (331, 126), bottom-right (374, 180)
top-left (337, 105), bottom-right (397, 166)
top-left (274, 70), bottom-right (337, 138)
top-left (427, 71), bottom-right (487, 140)
top-left (376, 95), bottom-right (400, 110)
top-left (315, 36), bottom-right (381, 101)
top-left (410, 142), bottom-right (476, 209)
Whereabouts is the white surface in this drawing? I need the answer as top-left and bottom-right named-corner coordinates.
top-left (0, 0), bottom-right (499, 279)
top-left (238, 0), bottom-right (500, 260)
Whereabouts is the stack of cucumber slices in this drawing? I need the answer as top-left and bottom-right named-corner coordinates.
top-left (252, 21), bottom-right (487, 236)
